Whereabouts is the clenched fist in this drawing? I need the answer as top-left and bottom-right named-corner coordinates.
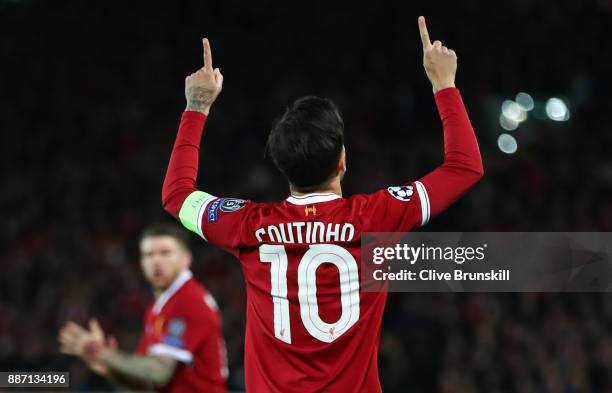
top-left (418, 16), bottom-right (457, 93)
top-left (185, 38), bottom-right (224, 115)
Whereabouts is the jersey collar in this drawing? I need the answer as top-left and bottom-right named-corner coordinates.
top-left (152, 270), bottom-right (193, 315)
top-left (286, 193), bottom-right (341, 205)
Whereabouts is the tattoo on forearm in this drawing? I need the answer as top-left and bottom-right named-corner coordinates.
top-left (107, 370), bottom-right (151, 392)
top-left (185, 87), bottom-right (214, 112)
top-left (101, 351), bottom-right (176, 387)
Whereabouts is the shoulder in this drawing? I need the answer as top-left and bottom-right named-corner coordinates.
top-left (347, 184), bottom-right (422, 208)
top-left (172, 280), bottom-right (220, 318)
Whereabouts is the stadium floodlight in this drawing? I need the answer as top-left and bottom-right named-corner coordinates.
top-left (501, 100), bottom-right (527, 123)
top-left (499, 113), bottom-right (519, 131)
top-left (515, 92), bottom-right (534, 111)
top-left (498, 133), bottom-right (518, 154)
top-left (545, 97), bottom-right (570, 121)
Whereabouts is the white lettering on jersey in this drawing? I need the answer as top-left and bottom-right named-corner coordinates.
top-left (326, 223), bottom-right (340, 242)
top-left (255, 223), bottom-right (355, 244)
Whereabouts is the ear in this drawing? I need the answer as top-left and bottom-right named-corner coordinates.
top-left (338, 146), bottom-right (347, 174)
top-left (184, 249), bottom-right (193, 269)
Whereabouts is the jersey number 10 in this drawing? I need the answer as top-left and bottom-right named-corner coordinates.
top-left (259, 244), bottom-right (360, 344)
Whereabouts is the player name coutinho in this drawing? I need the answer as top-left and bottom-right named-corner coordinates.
top-left (255, 222), bottom-right (355, 244)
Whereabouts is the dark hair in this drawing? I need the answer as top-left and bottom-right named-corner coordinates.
top-left (266, 96), bottom-right (344, 191)
top-left (140, 223), bottom-right (190, 249)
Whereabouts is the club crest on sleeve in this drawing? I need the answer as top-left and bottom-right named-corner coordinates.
top-left (220, 198), bottom-right (246, 212)
top-left (387, 185), bottom-right (414, 201)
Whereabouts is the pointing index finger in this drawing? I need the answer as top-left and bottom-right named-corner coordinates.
top-left (418, 16), bottom-right (432, 50)
top-left (202, 38), bottom-right (213, 70)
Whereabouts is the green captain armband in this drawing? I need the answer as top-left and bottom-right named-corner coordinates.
top-left (178, 191), bottom-right (216, 238)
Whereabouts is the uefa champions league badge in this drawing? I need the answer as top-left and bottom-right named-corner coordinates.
top-left (387, 185), bottom-right (414, 201)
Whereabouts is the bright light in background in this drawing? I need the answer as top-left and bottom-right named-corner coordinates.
top-left (501, 100), bottom-right (527, 123)
top-left (499, 113), bottom-right (519, 131)
top-left (498, 133), bottom-right (518, 154)
top-left (499, 99), bottom-right (527, 131)
top-left (545, 98), bottom-right (570, 121)
top-left (496, 93), bottom-right (570, 155)
top-left (515, 92), bottom-right (534, 111)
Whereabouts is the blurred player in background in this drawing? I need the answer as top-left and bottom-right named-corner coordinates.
top-left (162, 16), bottom-right (483, 392)
top-left (58, 223), bottom-right (228, 393)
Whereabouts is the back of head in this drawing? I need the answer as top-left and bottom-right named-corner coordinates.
top-left (266, 96), bottom-right (344, 192)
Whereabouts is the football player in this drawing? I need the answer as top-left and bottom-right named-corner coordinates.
top-left (59, 224), bottom-right (227, 393)
top-left (162, 16), bottom-right (482, 392)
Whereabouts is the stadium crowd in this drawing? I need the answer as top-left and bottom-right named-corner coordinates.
top-left (2, 0), bottom-right (612, 391)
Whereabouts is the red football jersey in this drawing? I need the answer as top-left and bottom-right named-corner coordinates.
top-left (137, 270), bottom-right (228, 393)
top-left (163, 88), bottom-right (483, 392)
top-left (182, 188), bottom-right (429, 392)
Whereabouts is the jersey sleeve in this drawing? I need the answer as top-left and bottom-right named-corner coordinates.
top-left (136, 335), bottom-right (148, 356)
top-left (177, 191), bottom-right (251, 254)
top-left (363, 88), bottom-right (482, 232)
top-left (362, 181), bottom-right (430, 232)
top-left (147, 303), bottom-right (214, 364)
top-left (417, 88), bottom-right (484, 218)
top-left (162, 112), bottom-right (253, 254)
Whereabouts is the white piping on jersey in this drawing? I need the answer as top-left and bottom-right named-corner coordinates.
top-left (414, 181), bottom-right (430, 226)
top-left (149, 343), bottom-right (194, 363)
top-left (152, 270), bottom-right (193, 315)
top-left (286, 193), bottom-right (341, 205)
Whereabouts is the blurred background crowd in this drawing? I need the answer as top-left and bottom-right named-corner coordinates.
top-left (2, 0), bottom-right (612, 391)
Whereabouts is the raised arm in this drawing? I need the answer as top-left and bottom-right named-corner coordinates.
top-left (162, 38), bottom-right (223, 218)
top-left (416, 16), bottom-right (484, 219)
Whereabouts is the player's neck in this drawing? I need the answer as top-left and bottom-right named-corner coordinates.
top-left (290, 178), bottom-right (342, 197)
top-left (152, 285), bottom-right (168, 299)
